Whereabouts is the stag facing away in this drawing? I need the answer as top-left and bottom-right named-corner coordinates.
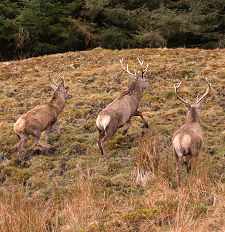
top-left (14, 74), bottom-right (70, 161)
top-left (96, 59), bottom-right (150, 158)
top-left (172, 79), bottom-right (211, 187)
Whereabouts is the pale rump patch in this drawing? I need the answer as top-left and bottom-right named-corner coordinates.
top-left (96, 115), bottom-right (110, 130)
top-left (181, 134), bottom-right (191, 154)
top-left (173, 135), bottom-right (183, 158)
top-left (14, 117), bottom-right (26, 134)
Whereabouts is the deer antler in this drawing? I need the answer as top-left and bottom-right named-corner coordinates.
top-left (196, 78), bottom-right (211, 105)
top-left (174, 81), bottom-right (189, 105)
top-left (58, 73), bottom-right (65, 86)
top-left (49, 74), bottom-right (58, 86)
top-left (137, 58), bottom-right (149, 78)
top-left (120, 59), bottom-right (137, 78)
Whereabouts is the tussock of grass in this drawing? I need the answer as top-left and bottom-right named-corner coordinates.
top-left (0, 47), bottom-right (224, 231)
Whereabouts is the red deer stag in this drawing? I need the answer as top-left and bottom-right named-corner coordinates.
top-left (96, 59), bottom-right (150, 158)
top-left (172, 79), bottom-right (211, 187)
top-left (14, 74), bottom-right (69, 161)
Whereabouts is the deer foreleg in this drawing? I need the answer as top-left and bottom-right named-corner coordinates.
top-left (45, 126), bottom-right (52, 145)
top-left (34, 131), bottom-right (51, 149)
top-left (122, 120), bottom-right (131, 135)
top-left (135, 111), bottom-right (149, 128)
top-left (53, 121), bottom-right (62, 139)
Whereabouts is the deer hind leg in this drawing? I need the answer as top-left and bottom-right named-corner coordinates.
top-left (33, 130), bottom-right (51, 149)
top-left (101, 127), bottom-right (116, 158)
top-left (122, 120), bottom-right (131, 135)
top-left (189, 145), bottom-right (201, 174)
top-left (135, 111), bottom-right (149, 128)
top-left (174, 148), bottom-right (182, 187)
top-left (17, 134), bottom-right (28, 161)
top-left (98, 129), bottom-right (105, 156)
top-left (53, 121), bottom-right (62, 140)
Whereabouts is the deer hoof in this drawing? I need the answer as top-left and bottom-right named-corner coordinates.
top-left (141, 124), bottom-right (149, 129)
top-left (122, 130), bottom-right (128, 135)
top-left (44, 144), bottom-right (52, 149)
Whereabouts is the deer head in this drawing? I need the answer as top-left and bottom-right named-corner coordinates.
top-left (51, 73), bottom-right (70, 100)
top-left (174, 79), bottom-right (211, 122)
top-left (120, 58), bottom-right (150, 89)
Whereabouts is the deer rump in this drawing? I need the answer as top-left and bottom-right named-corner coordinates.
top-left (172, 124), bottom-right (203, 158)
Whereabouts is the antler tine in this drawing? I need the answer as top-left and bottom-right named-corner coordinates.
top-left (137, 58), bottom-right (144, 78)
top-left (137, 58), bottom-right (144, 66)
top-left (48, 74), bottom-right (57, 86)
top-left (137, 58), bottom-right (149, 78)
top-left (58, 72), bottom-right (65, 86)
top-left (196, 78), bottom-right (211, 104)
top-left (196, 93), bottom-right (199, 102)
top-left (143, 63), bottom-right (149, 75)
top-left (174, 81), bottom-right (188, 105)
top-left (120, 59), bottom-right (136, 77)
top-left (58, 73), bottom-right (64, 81)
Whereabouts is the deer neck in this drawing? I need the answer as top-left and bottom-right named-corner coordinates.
top-left (187, 109), bottom-right (201, 125)
top-left (128, 80), bottom-right (143, 101)
top-left (49, 91), bottom-right (65, 114)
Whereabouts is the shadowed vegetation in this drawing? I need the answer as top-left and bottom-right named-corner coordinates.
top-left (1, 0), bottom-right (225, 61)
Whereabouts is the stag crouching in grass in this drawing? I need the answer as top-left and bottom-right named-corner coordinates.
top-left (96, 59), bottom-right (150, 158)
top-left (172, 79), bottom-right (211, 187)
top-left (14, 74), bottom-right (70, 162)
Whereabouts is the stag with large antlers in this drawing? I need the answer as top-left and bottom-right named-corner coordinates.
top-left (14, 74), bottom-right (70, 161)
top-left (172, 79), bottom-right (211, 187)
top-left (96, 59), bottom-right (150, 158)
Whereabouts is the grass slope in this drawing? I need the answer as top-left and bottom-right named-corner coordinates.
top-left (0, 48), bottom-right (224, 231)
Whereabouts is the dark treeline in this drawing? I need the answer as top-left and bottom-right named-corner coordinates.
top-left (1, 0), bottom-right (225, 61)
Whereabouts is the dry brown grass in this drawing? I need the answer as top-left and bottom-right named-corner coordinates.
top-left (0, 186), bottom-right (58, 232)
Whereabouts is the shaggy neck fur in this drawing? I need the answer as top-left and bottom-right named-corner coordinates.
top-left (187, 107), bottom-right (201, 124)
top-left (119, 80), bottom-right (143, 101)
top-left (49, 89), bottom-right (65, 114)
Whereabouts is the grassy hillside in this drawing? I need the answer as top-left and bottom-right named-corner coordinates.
top-left (0, 48), bottom-right (224, 232)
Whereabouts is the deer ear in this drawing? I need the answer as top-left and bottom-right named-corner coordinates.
top-left (186, 103), bottom-right (192, 111)
top-left (51, 84), bottom-right (58, 91)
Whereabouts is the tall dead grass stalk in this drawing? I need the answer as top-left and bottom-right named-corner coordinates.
top-left (132, 130), bottom-right (174, 186)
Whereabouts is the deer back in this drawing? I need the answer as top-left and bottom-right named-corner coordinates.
top-left (100, 90), bottom-right (141, 128)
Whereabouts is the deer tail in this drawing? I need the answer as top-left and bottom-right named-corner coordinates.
top-left (96, 115), bottom-right (110, 131)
